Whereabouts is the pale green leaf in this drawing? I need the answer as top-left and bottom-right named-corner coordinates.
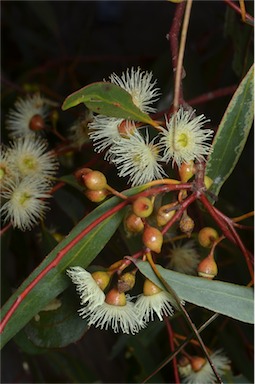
top-left (206, 64), bottom-right (254, 196)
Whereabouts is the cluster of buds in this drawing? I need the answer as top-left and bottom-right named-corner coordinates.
top-left (74, 168), bottom-right (109, 202)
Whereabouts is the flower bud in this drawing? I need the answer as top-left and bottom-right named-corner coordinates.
top-left (197, 252), bottom-right (218, 279)
top-left (198, 227), bottom-right (219, 248)
top-left (105, 288), bottom-right (126, 306)
top-left (83, 170), bottom-right (107, 191)
top-left (125, 213), bottom-right (144, 233)
top-left (156, 202), bottom-right (177, 226)
top-left (143, 279), bottom-right (162, 296)
top-left (132, 196), bottom-right (153, 218)
top-left (29, 114), bottom-right (45, 131)
top-left (92, 271), bottom-right (111, 291)
top-left (118, 272), bottom-right (136, 293)
top-left (85, 188), bottom-right (108, 202)
top-left (179, 212), bottom-right (194, 237)
top-left (74, 167), bottom-right (92, 185)
top-left (179, 161), bottom-right (195, 182)
top-left (142, 225), bottom-right (163, 253)
top-left (191, 356), bottom-right (206, 372)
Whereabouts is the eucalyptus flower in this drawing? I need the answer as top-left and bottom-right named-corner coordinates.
top-left (160, 108), bottom-right (213, 167)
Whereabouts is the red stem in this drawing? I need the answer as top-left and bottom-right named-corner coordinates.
top-left (162, 193), bottom-right (197, 235)
top-left (169, 2), bottom-right (186, 109)
top-left (187, 85), bottom-right (237, 106)
top-left (200, 194), bottom-right (253, 279)
top-left (165, 320), bottom-right (180, 383)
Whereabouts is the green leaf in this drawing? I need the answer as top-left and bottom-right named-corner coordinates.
top-left (0, 185), bottom-right (145, 349)
top-left (135, 261), bottom-right (254, 324)
top-left (23, 287), bottom-right (88, 348)
top-left (62, 82), bottom-right (158, 127)
top-left (205, 64), bottom-right (254, 196)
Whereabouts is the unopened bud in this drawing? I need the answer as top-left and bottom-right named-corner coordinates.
top-left (29, 114), bottom-right (45, 131)
top-left (125, 213), bottom-right (144, 233)
top-left (118, 272), bottom-right (136, 293)
top-left (198, 227), bottom-right (219, 248)
top-left (191, 356), bottom-right (206, 372)
top-left (143, 279), bottom-right (162, 296)
top-left (179, 212), bottom-right (194, 237)
top-left (74, 167), bottom-right (92, 185)
top-left (83, 170), bottom-right (107, 190)
top-left (132, 196), bottom-right (153, 218)
top-left (156, 202), bottom-right (177, 226)
top-left (85, 188), bottom-right (108, 202)
top-left (105, 288), bottom-right (126, 306)
top-left (197, 252), bottom-right (218, 279)
top-left (142, 226), bottom-right (163, 253)
top-left (179, 161), bottom-right (195, 182)
top-left (92, 271), bottom-right (111, 291)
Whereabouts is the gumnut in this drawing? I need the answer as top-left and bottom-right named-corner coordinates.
top-left (83, 170), bottom-right (107, 191)
top-left (118, 272), bottom-right (136, 293)
top-left (156, 202), bottom-right (177, 226)
top-left (179, 161), bottom-right (195, 182)
top-left (85, 188), bottom-right (108, 202)
top-left (197, 252), bottom-right (218, 279)
top-left (142, 225), bottom-right (163, 253)
top-left (125, 212), bottom-right (144, 233)
top-left (191, 356), bottom-right (206, 372)
top-left (143, 278), bottom-right (162, 296)
top-left (92, 271), bottom-right (111, 291)
top-left (74, 167), bottom-right (92, 185)
top-left (198, 227), bottom-right (219, 248)
top-left (132, 196), bottom-right (153, 218)
top-left (105, 288), bottom-right (126, 306)
top-left (179, 212), bottom-right (194, 237)
top-left (29, 114), bottom-right (45, 131)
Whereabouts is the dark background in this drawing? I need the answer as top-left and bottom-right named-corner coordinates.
top-left (1, 1), bottom-right (253, 383)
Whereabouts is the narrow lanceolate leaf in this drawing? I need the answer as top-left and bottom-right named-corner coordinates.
top-left (136, 261), bottom-right (254, 324)
top-left (62, 82), bottom-right (158, 127)
top-left (0, 185), bottom-right (145, 349)
top-left (206, 64), bottom-right (254, 196)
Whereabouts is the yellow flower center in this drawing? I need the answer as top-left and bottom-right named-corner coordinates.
top-left (18, 192), bottom-right (31, 206)
top-left (133, 153), bottom-right (142, 165)
top-left (177, 133), bottom-right (188, 148)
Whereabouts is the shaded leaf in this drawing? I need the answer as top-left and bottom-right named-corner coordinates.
top-left (206, 65), bottom-right (254, 196)
top-left (62, 82), bottom-right (158, 127)
top-left (23, 287), bottom-right (88, 349)
top-left (135, 261), bottom-right (254, 324)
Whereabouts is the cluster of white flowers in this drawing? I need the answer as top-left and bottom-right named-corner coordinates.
top-left (67, 266), bottom-right (176, 334)
top-left (1, 94), bottom-right (58, 231)
top-left (87, 67), bottom-right (214, 186)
